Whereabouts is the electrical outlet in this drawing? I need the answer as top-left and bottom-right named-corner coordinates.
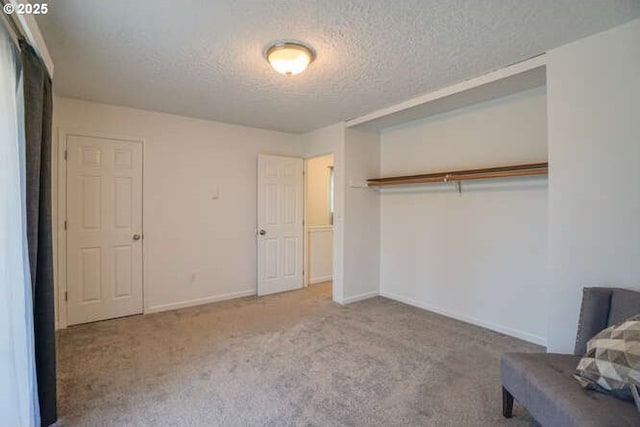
top-left (190, 270), bottom-right (199, 283)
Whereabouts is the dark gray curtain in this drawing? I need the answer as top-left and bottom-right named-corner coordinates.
top-left (20, 39), bottom-right (56, 427)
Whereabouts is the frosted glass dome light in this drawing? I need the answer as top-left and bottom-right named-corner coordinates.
top-left (265, 42), bottom-right (316, 76)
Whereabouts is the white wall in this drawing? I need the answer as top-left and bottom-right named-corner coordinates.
top-left (53, 97), bottom-right (301, 324)
top-left (546, 18), bottom-right (640, 352)
top-left (379, 88), bottom-right (549, 345)
top-left (342, 128), bottom-right (381, 302)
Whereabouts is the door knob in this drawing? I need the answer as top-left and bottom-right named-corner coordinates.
top-left (259, 229), bottom-right (266, 236)
top-left (133, 234), bottom-right (141, 241)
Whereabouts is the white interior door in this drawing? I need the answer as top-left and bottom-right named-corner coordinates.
top-left (257, 154), bottom-right (303, 296)
top-left (66, 135), bottom-right (143, 325)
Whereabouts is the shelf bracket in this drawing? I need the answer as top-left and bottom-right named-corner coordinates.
top-left (456, 181), bottom-right (462, 195)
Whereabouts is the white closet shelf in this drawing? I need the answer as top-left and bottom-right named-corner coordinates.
top-left (346, 55), bottom-right (546, 132)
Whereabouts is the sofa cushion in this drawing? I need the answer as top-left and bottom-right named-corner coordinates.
top-left (501, 352), bottom-right (640, 427)
top-left (574, 314), bottom-right (640, 401)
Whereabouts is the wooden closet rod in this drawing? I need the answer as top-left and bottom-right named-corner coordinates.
top-left (367, 162), bottom-right (548, 187)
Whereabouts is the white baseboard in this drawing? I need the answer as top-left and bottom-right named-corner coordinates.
top-left (309, 275), bottom-right (332, 285)
top-left (341, 291), bottom-right (379, 305)
top-left (145, 289), bottom-right (256, 314)
top-left (379, 291), bottom-right (547, 346)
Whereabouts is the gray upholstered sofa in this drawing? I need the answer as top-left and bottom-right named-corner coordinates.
top-left (501, 287), bottom-right (640, 427)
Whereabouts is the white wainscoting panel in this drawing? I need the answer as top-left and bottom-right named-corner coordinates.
top-left (308, 225), bottom-right (333, 284)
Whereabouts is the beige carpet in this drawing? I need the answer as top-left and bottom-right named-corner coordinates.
top-left (56, 282), bottom-right (540, 426)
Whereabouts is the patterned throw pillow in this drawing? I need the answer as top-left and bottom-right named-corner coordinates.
top-left (574, 314), bottom-right (640, 405)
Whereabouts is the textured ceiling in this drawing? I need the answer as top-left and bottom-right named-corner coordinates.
top-left (38, 0), bottom-right (640, 133)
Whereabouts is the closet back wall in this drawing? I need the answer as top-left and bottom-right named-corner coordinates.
top-left (379, 88), bottom-right (549, 345)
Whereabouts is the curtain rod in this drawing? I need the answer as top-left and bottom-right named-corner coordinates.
top-left (0, 1), bottom-right (23, 48)
top-left (0, 0), bottom-right (54, 76)
top-left (367, 162), bottom-right (548, 187)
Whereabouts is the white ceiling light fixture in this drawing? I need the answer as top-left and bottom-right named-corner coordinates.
top-left (264, 41), bottom-right (316, 77)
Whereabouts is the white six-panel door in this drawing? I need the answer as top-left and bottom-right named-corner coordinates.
top-left (66, 135), bottom-right (143, 325)
top-left (257, 155), bottom-right (304, 296)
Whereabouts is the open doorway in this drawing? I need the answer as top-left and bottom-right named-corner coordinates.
top-left (304, 154), bottom-right (334, 298)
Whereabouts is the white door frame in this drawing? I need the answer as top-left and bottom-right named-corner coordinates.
top-left (303, 152), bottom-right (335, 293)
top-left (54, 129), bottom-right (145, 329)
